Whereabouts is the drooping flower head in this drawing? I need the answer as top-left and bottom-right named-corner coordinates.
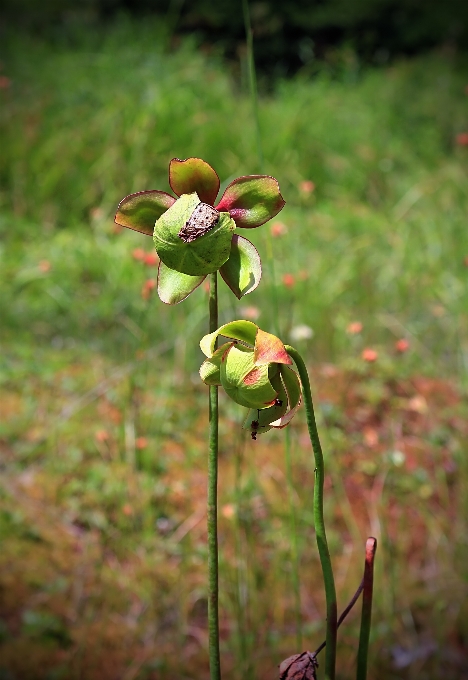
top-left (199, 320), bottom-right (301, 439)
top-left (115, 158), bottom-right (285, 304)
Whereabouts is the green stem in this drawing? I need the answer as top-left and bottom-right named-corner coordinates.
top-left (208, 272), bottom-right (221, 680)
top-left (285, 346), bottom-right (338, 680)
top-left (356, 538), bottom-right (377, 680)
top-left (285, 426), bottom-right (302, 649)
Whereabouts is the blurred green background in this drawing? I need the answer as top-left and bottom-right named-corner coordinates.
top-left (1, 3), bottom-right (468, 679)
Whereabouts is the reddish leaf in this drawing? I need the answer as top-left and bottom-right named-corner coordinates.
top-left (169, 157), bottom-right (220, 205)
top-left (216, 175), bottom-right (285, 228)
top-left (115, 191), bottom-right (176, 235)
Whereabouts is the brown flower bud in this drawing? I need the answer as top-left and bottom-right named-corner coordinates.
top-left (279, 651), bottom-right (318, 680)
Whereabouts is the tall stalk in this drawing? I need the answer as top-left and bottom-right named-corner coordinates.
top-left (285, 426), bottom-right (303, 649)
top-left (285, 346), bottom-right (338, 680)
top-left (208, 272), bottom-right (221, 680)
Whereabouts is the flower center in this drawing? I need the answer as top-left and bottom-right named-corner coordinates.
top-left (178, 202), bottom-right (219, 243)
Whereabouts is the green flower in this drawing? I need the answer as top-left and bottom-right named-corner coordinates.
top-left (199, 320), bottom-right (302, 439)
top-left (115, 158), bottom-right (285, 304)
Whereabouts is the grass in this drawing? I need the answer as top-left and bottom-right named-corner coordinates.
top-left (1, 17), bottom-right (468, 679)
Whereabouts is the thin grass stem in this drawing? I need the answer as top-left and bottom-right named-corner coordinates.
top-left (242, 0), bottom-right (263, 172)
top-left (208, 271), bottom-right (221, 680)
top-left (285, 345), bottom-right (338, 680)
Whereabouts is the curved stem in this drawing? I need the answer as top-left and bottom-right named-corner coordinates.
top-left (285, 346), bottom-right (337, 680)
top-left (208, 272), bottom-right (221, 680)
top-left (356, 538), bottom-right (377, 680)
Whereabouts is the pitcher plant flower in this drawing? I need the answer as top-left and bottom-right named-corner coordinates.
top-left (199, 320), bottom-right (301, 439)
top-left (114, 157), bottom-right (285, 304)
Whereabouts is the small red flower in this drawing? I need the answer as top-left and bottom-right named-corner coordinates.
top-left (141, 278), bottom-right (156, 300)
top-left (132, 248), bottom-right (146, 261)
top-left (299, 180), bottom-right (315, 194)
top-left (347, 321), bottom-right (363, 335)
top-left (135, 437), bottom-right (148, 449)
top-left (456, 132), bottom-right (468, 147)
top-left (144, 251), bottom-right (159, 266)
top-left (395, 338), bottom-right (410, 353)
top-left (0, 76), bottom-right (11, 89)
top-left (362, 348), bottom-right (378, 362)
top-left (282, 273), bottom-right (295, 288)
top-left (38, 260), bottom-right (51, 273)
top-left (95, 430), bottom-right (110, 443)
top-left (270, 221), bottom-right (288, 237)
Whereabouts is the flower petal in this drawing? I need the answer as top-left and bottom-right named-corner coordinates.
top-left (220, 235), bottom-right (262, 299)
top-left (199, 343), bottom-right (233, 385)
top-left (157, 260), bottom-right (205, 305)
top-left (154, 193), bottom-right (236, 276)
top-left (270, 366), bottom-right (301, 428)
top-left (115, 191), bottom-right (176, 235)
top-left (200, 320), bottom-right (259, 358)
top-left (169, 157), bottom-right (220, 205)
top-left (254, 328), bottom-right (292, 366)
top-left (215, 175), bottom-right (285, 228)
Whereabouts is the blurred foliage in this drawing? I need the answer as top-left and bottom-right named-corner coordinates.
top-left (2, 0), bottom-right (468, 75)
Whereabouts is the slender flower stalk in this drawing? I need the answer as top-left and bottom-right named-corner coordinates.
top-left (285, 345), bottom-right (338, 680)
top-left (285, 426), bottom-right (302, 649)
top-left (208, 272), bottom-right (221, 680)
top-left (356, 537), bottom-right (377, 680)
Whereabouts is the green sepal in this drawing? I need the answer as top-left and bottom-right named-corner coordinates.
top-left (115, 190), bottom-right (176, 235)
top-left (270, 365), bottom-right (302, 428)
top-left (220, 234), bottom-right (262, 299)
top-left (199, 343), bottom-right (232, 385)
top-left (200, 320), bottom-right (259, 358)
top-left (220, 345), bottom-right (278, 410)
top-left (153, 193), bottom-right (236, 276)
top-left (157, 260), bottom-right (205, 305)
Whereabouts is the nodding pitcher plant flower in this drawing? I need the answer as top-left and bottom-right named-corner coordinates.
top-left (115, 157), bottom-right (285, 304)
top-left (199, 320), bottom-right (301, 439)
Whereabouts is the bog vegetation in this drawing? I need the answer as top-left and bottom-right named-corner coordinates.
top-left (1, 18), bottom-right (468, 679)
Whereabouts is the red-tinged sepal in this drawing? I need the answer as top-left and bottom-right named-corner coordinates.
top-left (115, 191), bottom-right (176, 235)
top-left (215, 175), bottom-right (285, 228)
top-left (254, 328), bottom-right (292, 366)
top-left (157, 260), bottom-right (205, 305)
top-left (220, 235), bottom-right (262, 299)
top-left (169, 157), bottom-right (220, 205)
